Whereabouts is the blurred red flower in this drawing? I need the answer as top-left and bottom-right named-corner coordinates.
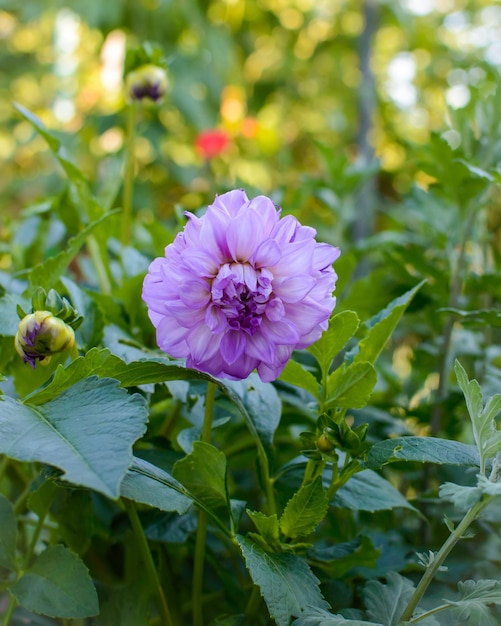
top-left (195, 129), bottom-right (230, 160)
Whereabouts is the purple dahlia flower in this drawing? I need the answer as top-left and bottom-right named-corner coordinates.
top-left (142, 189), bottom-right (340, 382)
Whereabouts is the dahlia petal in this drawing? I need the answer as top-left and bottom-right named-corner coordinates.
top-left (226, 210), bottom-right (263, 262)
top-left (211, 189), bottom-right (249, 216)
top-left (265, 297), bottom-right (285, 321)
top-left (270, 214), bottom-right (298, 245)
top-left (284, 297), bottom-right (335, 336)
top-left (187, 324), bottom-right (221, 363)
top-left (248, 196), bottom-right (279, 236)
top-left (200, 207), bottom-right (231, 260)
top-left (273, 275), bottom-right (316, 303)
top-left (260, 318), bottom-right (300, 345)
top-left (180, 249), bottom-right (219, 276)
top-left (220, 353), bottom-right (257, 379)
top-left (179, 280), bottom-right (211, 308)
top-left (313, 243), bottom-right (341, 270)
top-left (156, 316), bottom-right (189, 358)
top-left (252, 239), bottom-right (282, 268)
top-left (270, 240), bottom-right (315, 276)
top-left (246, 332), bottom-right (276, 363)
top-left (220, 330), bottom-right (247, 365)
top-left (205, 303), bottom-right (228, 332)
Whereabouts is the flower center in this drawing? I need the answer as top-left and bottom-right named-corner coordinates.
top-left (211, 263), bottom-right (272, 335)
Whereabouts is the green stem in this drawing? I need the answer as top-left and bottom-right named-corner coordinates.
top-left (86, 234), bottom-right (112, 295)
top-left (0, 455), bottom-right (8, 485)
top-left (122, 103), bottom-right (137, 247)
top-left (2, 594), bottom-right (17, 626)
top-left (407, 603), bottom-right (450, 623)
top-left (244, 584), bottom-right (263, 621)
top-left (192, 381), bottom-right (217, 626)
top-left (23, 509), bottom-right (47, 569)
top-left (398, 496), bottom-right (492, 623)
top-left (123, 499), bottom-right (173, 626)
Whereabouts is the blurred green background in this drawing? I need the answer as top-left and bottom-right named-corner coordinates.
top-left (1, 0), bottom-right (500, 241)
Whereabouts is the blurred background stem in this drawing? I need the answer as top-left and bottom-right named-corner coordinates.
top-left (121, 103), bottom-right (137, 247)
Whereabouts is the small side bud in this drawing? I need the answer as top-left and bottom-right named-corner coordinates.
top-left (14, 311), bottom-right (76, 368)
top-left (125, 64), bottom-right (168, 103)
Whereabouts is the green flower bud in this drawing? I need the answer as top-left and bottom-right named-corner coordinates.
top-left (125, 64), bottom-right (168, 103)
top-left (14, 311), bottom-right (76, 368)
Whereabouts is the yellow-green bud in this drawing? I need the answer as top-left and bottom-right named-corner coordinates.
top-left (125, 64), bottom-right (168, 103)
top-left (14, 311), bottom-right (76, 368)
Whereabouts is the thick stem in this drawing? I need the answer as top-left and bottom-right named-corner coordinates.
top-left (123, 499), bottom-right (173, 626)
top-left (399, 497), bottom-right (491, 623)
top-left (122, 103), bottom-right (137, 247)
top-left (192, 381), bottom-right (217, 626)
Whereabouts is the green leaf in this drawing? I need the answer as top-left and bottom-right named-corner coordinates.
top-left (247, 510), bottom-right (281, 550)
top-left (334, 471), bottom-right (418, 513)
top-left (0, 494), bottom-right (17, 570)
top-left (0, 377), bottom-right (148, 498)
top-left (121, 457), bottom-right (192, 514)
top-left (363, 571), bottom-right (415, 626)
top-left (0, 293), bottom-right (31, 336)
top-left (28, 210), bottom-right (119, 294)
top-left (224, 374), bottom-right (282, 452)
top-left (14, 103), bottom-right (106, 223)
top-left (326, 361), bottom-right (377, 409)
top-left (236, 535), bottom-right (330, 626)
top-left (308, 310), bottom-right (360, 376)
top-left (25, 349), bottom-right (211, 405)
top-left (308, 536), bottom-right (380, 579)
top-left (439, 482), bottom-right (483, 511)
top-left (363, 436), bottom-right (480, 470)
top-left (280, 477), bottom-right (329, 539)
top-left (455, 360), bottom-right (501, 473)
top-left (172, 441), bottom-right (229, 514)
top-left (445, 579), bottom-right (501, 626)
top-left (351, 281), bottom-right (425, 366)
top-left (10, 545), bottom-right (98, 618)
top-left (292, 607), bottom-right (380, 626)
top-left (438, 307), bottom-right (501, 327)
top-left (279, 359), bottom-right (320, 399)
top-left (97, 581), bottom-right (150, 626)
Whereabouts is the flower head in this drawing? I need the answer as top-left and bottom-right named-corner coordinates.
top-left (15, 311), bottom-right (76, 368)
top-left (125, 64), bottom-right (168, 103)
top-left (195, 129), bottom-right (230, 160)
top-left (142, 189), bottom-right (340, 382)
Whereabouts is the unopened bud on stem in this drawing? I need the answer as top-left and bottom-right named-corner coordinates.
top-left (14, 311), bottom-right (76, 368)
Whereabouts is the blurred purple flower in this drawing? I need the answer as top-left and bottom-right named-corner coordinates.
top-left (142, 189), bottom-right (340, 382)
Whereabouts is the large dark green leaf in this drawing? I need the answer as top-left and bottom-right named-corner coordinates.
top-left (172, 441), bottom-right (229, 514)
top-left (363, 436), bottom-right (479, 470)
top-left (280, 477), bottom-right (329, 539)
top-left (121, 457), bottom-right (192, 514)
top-left (224, 374), bottom-right (282, 451)
top-left (10, 545), bottom-right (98, 618)
top-left (237, 535), bottom-right (330, 626)
top-left (333, 471), bottom-right (417, 513)
top-left (0, 377), bottom-right (147, 498)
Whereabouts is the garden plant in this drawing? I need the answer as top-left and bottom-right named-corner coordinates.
top-left (2, 1), bottom-right (501, 625)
